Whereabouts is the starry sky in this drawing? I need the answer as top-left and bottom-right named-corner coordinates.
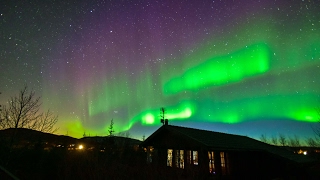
top-left (1, 0), bottom-right (320, 141)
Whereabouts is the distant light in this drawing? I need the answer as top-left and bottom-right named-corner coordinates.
top-left (79, 145), bottom-right (84, 150)
top-left (303, 151), bottom-right (307, 155)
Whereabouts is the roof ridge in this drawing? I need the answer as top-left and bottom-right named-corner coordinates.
top-left (167, 124), bottom-right (252, 138)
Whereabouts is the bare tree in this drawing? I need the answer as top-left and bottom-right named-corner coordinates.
top-left (35, 110), bottom-right (58, 133)
top-left (118, 131), bottom-right (131, 138)
top-left (305, 137), bottom-right (319, 147)
top-left (271, 135), bottom-right (278, 145)
top-left (259, 134), bottom-right (268, 143)
top-left (278, 134), bottom-right (287, 146)
top-left (0, 85), bottom-right (58, 133)
top-left (0, 92), bottom-right (3, 126)
top-left (288, 135), bottom-right (301, 147)
top-left (124, 131), bottom-right (131, 138)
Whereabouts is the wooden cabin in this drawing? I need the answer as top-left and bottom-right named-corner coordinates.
top-left (141, 124), bottom-right (315, 179)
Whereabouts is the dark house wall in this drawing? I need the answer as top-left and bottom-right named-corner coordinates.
top-left (146, 130), bottom-right (241, 178)
top-left (145, 129), bottom-right (207, 175)
top-left (143, 126), bottom-right (310, 179)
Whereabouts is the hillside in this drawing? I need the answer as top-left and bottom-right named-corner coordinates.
top-left (0, 128), bottom-right (142, 149)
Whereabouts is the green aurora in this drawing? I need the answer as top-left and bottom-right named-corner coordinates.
top-left (31, 0), bottom-right (320, 138)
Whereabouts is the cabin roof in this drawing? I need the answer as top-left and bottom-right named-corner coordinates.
top-left (143, 125), bottom-right (314, 164)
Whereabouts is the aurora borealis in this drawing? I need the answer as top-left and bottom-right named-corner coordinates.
top-left (1, 0), bottom-right (320, 140)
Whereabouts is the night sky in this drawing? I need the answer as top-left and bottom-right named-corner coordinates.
top-left (1, 0), bottom-right (320, 141)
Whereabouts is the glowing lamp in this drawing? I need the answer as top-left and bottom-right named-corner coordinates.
top-left (78, 144), bottom-right (84, 150)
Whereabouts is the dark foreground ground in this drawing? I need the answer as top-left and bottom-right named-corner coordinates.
top-left (0, 147), bottom-right (148, 179)
top-left (1, 148), bottom-right (320, 180)
top-left (0, 128), bottom-right (319, 180)
top-left (0, 146), bottom-right (214, 180)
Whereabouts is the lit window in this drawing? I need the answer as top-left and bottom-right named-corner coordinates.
top-left (186, 150), bottom-right (198, 165)
top-left (193, 151), bottom-right (198, 165)
top-left (220, 152), bottom-right (229, 175)
top-left (208, 151), bottom-right (215, 174)
top-left (175, 150), bottom-right (184, 169)
top-left (180, 150), bottom-right (184, 168)
top-left (167, 149), bottom-right (173, 167)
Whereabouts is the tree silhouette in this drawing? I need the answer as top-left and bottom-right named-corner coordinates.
top-left (271, 135), bottom-right (278, 145)
top-left (36, 110), bottom-right (58, 133)
top-left (0, 92), bottom-right (2, 125)
top-left (0, 85), bottom-right (58, 133)
top-left (108, 119), bottom-right (115, 136)
top-left (305, 137), bottom-right (319, 147)
top-left (288, 135), bottom-right (301, 147)
top-left (259, 134), bottom-right (268, 143)
top-left (278, 134), bottom-right (287, 146)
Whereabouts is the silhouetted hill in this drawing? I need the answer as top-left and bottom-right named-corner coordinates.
top-left (0, 128), bottom-right (142, 149)
top-left (81, 135), bottom-right (142, 147)
top-left (0, 128), bottom-right (78, 145)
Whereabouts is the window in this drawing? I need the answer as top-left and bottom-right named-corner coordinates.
top-left (175, 150), bottom-right (184, 168)
top-left (220, 152), bottom-right (229, 175)
top-left (186, 150), bottom-right (198, 165)
top-left (187, 150), bottom-right (192, 164)
top-left (146, 146), bottom-right (154, 163)
top-left (208, 151), bottom-right (215, 174)
top-left (193, 151), bottom-right (198, 165)
top-left (167, 149), bottom-right (173, 167)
